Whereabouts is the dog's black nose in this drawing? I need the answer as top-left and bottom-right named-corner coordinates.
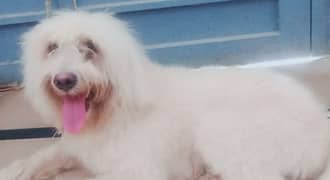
top-left (53, 72), bottom-right (77, 92)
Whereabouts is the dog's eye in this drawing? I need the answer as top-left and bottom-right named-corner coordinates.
top-left (79, 39), bottom-right (100, 60)
top-left (47, 42), bottom-right (58, 54)
top-left (84, 40), bottom-right (98, 53)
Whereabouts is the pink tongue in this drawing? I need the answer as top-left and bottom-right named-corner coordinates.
top-left (62, 96), bottom-right (87, 133)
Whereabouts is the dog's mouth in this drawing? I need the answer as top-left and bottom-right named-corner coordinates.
top-left (61, 90), bottom-right (95, 134)
top-left (45, 76), bottom-right (111, 134)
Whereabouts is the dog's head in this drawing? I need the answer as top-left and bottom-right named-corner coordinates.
top-left (22, 11), bottom-right (151, 134)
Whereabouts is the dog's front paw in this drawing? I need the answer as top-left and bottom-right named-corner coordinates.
top-left (0, 160), bottom-right (28, 180)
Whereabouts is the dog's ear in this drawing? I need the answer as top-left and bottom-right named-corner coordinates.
top-left (78, 38), bottom-right (100, 60)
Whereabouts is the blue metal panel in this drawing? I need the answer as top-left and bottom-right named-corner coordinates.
top-left (147, 35), bottom-right (282, 66)
top-left (0, 63), bottom-right (22, 85)
top-left (1, 0), bottom-right (228, 25)
top-left (0, 0), bottom-right (321, 84)
top-left (0, 22), bottom-right (36, 84)
top-left (58, 0), bottom-right (231, 13)
top-left (311, 0), bottom-right (330, 55)
top-left (117, 0), bottom-right (311, 65)
top-left (278, 0), bottom-right (310, 54)
top-left (0, 1), bottom-right (45, 14)
top-left (0, 0), bottom-right (60, 25)
top-left (117, 0), bottom-right (279, 45)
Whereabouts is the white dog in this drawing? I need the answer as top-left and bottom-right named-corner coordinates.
top-left (1, 11), bottom-right (330, 180)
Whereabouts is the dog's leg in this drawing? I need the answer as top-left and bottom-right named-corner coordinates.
top-left (0, 144), bottom-right (75, 180)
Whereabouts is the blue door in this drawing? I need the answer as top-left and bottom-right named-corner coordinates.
top-left (0, 0), bottom-right (329, 85)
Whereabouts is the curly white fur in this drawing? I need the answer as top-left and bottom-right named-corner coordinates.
top-left (1, 11), bottom-right (330, 180)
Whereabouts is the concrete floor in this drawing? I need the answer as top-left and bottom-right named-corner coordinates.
top-left (1, 59), bottom-right (330, 179)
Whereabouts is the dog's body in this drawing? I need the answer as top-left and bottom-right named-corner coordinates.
top-left (0, 11), bottom-right (330, 180)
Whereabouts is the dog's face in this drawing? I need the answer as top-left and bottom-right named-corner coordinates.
top-left (22, 11), bottom-right (150, 134)
top-left (39, 36), bottom-right (111, 134)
